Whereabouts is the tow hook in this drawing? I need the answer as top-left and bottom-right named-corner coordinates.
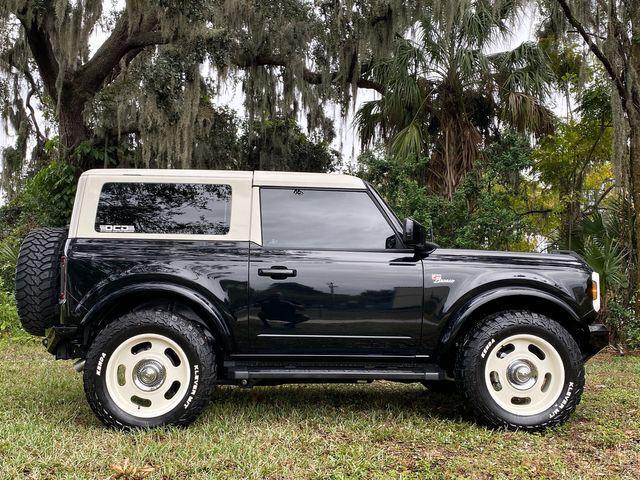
top-left (73, 359), bottom-right (86, 373)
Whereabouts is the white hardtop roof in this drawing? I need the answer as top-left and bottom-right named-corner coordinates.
top-left (81, 169), bottom-right (366, 189)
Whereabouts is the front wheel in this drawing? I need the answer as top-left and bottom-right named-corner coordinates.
top-left (83, 309), bottom-right (217, 429)
top-left (456, 310), bottom-right (585, 431)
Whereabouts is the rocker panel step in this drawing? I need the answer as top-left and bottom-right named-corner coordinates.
top-left (227, 365), bottom-right (444, 381)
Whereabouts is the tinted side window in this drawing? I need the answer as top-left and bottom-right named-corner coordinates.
top-left (260, 188), bottom-right (396, 249)
top-left (95, 183), bottom-right (231, 235)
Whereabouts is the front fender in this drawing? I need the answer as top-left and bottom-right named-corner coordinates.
top-left (79, 282), bottom-right (233, 351)
top-left (438, 286), bottom-right (581, 353)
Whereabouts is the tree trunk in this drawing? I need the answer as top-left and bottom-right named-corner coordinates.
top-left (628, 116), bottom-right (640, 310)
top-left (59, 100), bottom-right (89, 155)
top-left (57, 81), bottom-right (98, 170)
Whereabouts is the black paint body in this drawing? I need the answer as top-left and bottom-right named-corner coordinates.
top-left (55, 230), bottom-right (605, 377)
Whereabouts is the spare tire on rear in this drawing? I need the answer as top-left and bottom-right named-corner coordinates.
top-left (15, 228), bottom-right (68, 336)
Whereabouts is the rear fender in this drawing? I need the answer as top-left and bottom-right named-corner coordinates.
top-left (79, 283), bottom-right (233, 351)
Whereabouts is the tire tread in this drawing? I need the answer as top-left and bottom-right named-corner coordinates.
top-left (455, 310), bottom-right (585, 432)
top-left (15, 228), bottom-right (67, 336)
top-left (83, 309), bottom-right (217, 429)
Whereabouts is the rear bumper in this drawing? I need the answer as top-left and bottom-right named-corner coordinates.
top-left (585, 323), bottom-right (609, 359)
top-left (44, 325), bottom-right (79, 359)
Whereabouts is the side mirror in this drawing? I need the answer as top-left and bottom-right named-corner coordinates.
top-left (403, 218), bottom-right (438, 253)
top-left (403, 218), bottom-right (425, 247)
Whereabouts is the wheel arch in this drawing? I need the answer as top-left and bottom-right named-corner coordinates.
top-left (435, 288), bottom-right (589, 364)
top-left (79, 283), bottom-right (234, 352)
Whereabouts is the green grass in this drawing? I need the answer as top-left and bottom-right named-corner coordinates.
top-left (0, 340), bottom-right (638, 479)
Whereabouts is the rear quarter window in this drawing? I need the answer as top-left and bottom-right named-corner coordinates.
top-left (95, 182), bottom-right (231, 235)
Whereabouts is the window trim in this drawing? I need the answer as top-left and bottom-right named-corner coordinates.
top-left (365, 182), bottom-right (404, 232)
top-left (94, 181), bottom-right (233, 236)
top-left (257, 186), bottom-right (406, 252)
top-left (72, 175), bottom-right (252, 241)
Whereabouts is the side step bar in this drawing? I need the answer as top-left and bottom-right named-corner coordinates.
top-left (228, 366), bottom-right (444, 382)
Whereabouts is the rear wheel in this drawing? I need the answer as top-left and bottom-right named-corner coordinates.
top-left (83, 309), bottom-right (217, 429)
top-left (456, 310), bottom-right (584, 431)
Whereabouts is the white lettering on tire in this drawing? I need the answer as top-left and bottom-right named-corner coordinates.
top-left (183, 364), bottom-right (200, 410)
top-left (549, 382), bottom-right (574, 419)
top-left (96, 352), bottom-right (106, 376)
top-left (481, 338), bottom-right (495, 359)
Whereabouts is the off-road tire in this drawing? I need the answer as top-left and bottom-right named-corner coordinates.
top-left (15, 228), bottom-right (68, 336)
top-left (84, 309), bottom-right (217, 429)
top-left (455, 310), bottom-right (584, 431)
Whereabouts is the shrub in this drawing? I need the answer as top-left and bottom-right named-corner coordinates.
top-left (0, 279), bottom-right (20, 335)
top-left (19, 161), bottom-right (78, 229)
top-left (0, 237), bottom-right (20, 292)
top-left (607, 297), bottom-right (640, 350)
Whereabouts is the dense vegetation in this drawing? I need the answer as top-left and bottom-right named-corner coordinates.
top-left (1, 0), bottom-right (639, 348)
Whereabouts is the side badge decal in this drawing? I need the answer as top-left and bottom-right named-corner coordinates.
top-left (432, 273), bottom-right (455, 284)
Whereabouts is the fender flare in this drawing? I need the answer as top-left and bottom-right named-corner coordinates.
top-left (438, 286), bottom-right (581, 353)
top-left (79, 282), bottom-right (233, 350)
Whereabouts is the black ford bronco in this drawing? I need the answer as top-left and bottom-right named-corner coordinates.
top-left (15, 169), bottom-right (608, 430)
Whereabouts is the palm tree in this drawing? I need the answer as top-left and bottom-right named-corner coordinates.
top-left (580, 197), bottom-right (630, 301)
top-left (355, 1), bottom-right (555, 198)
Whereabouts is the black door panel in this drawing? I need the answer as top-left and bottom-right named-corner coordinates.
top-left (248, 248), bottom-right (423, 355)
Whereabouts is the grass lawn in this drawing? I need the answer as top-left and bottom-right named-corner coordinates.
top-left (0, 339), bottom-right (638, 479)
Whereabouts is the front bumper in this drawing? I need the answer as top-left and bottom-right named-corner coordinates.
top-left (585, 323), bottom-right (609, 359)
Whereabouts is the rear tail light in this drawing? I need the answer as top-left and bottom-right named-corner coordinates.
top-left (590, 271), bottom-right (601, 312)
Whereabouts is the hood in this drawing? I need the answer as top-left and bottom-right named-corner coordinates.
top-left (429, 248), bottom-right (591, 270)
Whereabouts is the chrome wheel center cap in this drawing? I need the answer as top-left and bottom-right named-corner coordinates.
top-left (133, 359), bottom-right (166, 391)
top-left (507, 360), bottom-right (537, 390)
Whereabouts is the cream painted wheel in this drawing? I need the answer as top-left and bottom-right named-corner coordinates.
top-left (484, 334), bottom-right (565, 416)
top-left (104, 333), bottom-right (191, 418)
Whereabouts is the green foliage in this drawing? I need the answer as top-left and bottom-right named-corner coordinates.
top-left (607, 297), bottom-right (640, 349)
top-left (356, 2), bottom-right (554, 197)
top-left (240, 117), bottom-right (339, 173)
top-left (19, 161), bottom-right (78, 228)
top-left (0, 279), bottom-right (20, 335)
top-left (358, 132), bottom-right (535, 250)
top-left (580, 200), bottom-right (630, 297)
top-left (532, 82), bottom-right (614, 250)
top-left (73, 141), bottom-right (118, 168)
top-left (0, 237), bottom-right (19, 292)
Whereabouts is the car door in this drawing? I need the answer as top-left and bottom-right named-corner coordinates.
top-left (247, 187), bottom-right (423, 356)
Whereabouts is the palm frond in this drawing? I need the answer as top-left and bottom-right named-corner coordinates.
top-left (354, 100), bottom-right (383, 147)
top-left (501, 92), bottom-right (554, 135)
top-left (583, 237), bottom-right (628, 296)
top-left (390, 122), bottom-right (424, 160)
top-left (0, 241), bottom-right (19, 269)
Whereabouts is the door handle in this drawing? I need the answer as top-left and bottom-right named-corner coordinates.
top-left (258, 266), bottom-right (297, 279)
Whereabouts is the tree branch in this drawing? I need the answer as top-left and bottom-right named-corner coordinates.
top-left (77, 14), bottom-right (167, 96)
top-left (232, 53), bottom-right (385, 93)
top-left (566, 29), bottom-right (606, 40)
top-left (25, 88), bottom-right (44, 142)
top-left (518, 209), bottom-right (553, 217)
top-left (16, 12), bottom-right (59, 99)
top-left (102, 47), bottom-right (145, 86)
top-left (555, 0), bottom-right (627, 102)
top-left (583, 182), bottom-right (615, 215)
